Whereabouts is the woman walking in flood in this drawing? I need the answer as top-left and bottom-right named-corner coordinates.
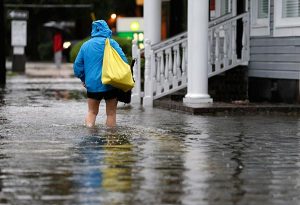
top-left (73, 20), bottom-right (128, 128)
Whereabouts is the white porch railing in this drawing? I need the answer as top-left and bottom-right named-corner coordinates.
top-left (208, 13), bottom-right (250, 77)
top-left (131, 12), bottom-right (250, 106)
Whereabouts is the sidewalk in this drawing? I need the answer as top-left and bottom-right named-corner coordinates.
top-left (6, 61), bottom-right (75, 78)
top-left (6, 61), bottom-right (300, 115)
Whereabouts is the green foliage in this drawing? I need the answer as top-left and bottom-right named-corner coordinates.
top-left (112, 36), bottom-right (132, 60)
top-left (69, 37), bottom-right (90, 63)
top-left (37, 42), bottom-right (53, 61)
top-left (69, 36), bottom-right (132, 63)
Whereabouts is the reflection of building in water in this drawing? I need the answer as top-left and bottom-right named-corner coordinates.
top-left (102, 133), bottom-right (133, 192)
top-left (181, 118), bottom-right (210, 205)
top-left (136, 131), bottom-right (185, 204)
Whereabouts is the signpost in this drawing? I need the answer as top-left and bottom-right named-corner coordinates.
top-left (7, 10), bottom-right (28, 73)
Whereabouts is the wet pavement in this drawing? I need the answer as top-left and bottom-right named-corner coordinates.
top-left (0, 75), bottom-right (300, 205)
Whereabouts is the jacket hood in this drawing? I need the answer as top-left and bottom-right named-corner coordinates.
top-left (91, 20), bottom-right (112, 38)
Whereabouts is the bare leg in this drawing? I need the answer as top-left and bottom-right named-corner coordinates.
top-left (85, 98), bottom-right (100, 127)
top-left (105, 98), bottom-right (117, 127)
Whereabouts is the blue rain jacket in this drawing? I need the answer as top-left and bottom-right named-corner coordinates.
top-left (74, 20), bottom-right (128, 92)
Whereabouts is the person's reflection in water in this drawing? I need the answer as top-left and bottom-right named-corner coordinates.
top-left (102, 131), bottom-right (133, 193)
top-left (80, 133), bottom-right (104, 180)
top-left (75, 127), bottom-right (133, 205)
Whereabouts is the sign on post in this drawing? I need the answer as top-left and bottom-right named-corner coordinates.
top-left (7, 10), bottom-right (29, 20)
top-left (11, 20), bottom-right (27, 47)
top-left (7, 10), bottom-right (28, 72)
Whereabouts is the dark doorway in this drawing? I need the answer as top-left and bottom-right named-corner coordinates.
top-left (169, 0), bottom-right (187, 37)
top-left (162, 0), bottom-right (187, 40)
top-left (236, 0), bottom-right (246, 59)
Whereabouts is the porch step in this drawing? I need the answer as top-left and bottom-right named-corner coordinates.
top-left (154, 98), bottom-right (300, 115)
top-left (209, 65), bottom-right (248, 102)
top-left (169, 88), bottom-right (187, 101)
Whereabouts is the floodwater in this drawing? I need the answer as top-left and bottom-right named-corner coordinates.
top-left (0, 76), bottom-right (300, 205)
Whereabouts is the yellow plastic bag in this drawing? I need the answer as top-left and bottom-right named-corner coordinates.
top-left (102, 38), bottom-right (134, 92)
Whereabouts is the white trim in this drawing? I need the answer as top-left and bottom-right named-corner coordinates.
top-left (250, 0), bottom-right (270, 36)
top-left (232, 0), bottom-right (237, 16)
top-left (274, 0), bottom-right (300, 36)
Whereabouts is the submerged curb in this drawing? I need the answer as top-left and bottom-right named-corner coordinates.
top-left (154, 99), bottom-right (300, 115)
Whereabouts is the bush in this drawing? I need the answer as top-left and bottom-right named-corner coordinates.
top-left (69, 37), bottom-right (90, 63)
top-left (37, 42), bottom-right (53, 61)
top-left (69, 36), bottom-right (133, 63)
top-left (112, 36), bottom-right (132, 59)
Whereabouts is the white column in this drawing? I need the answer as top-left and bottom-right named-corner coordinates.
top-left (144, 0), bottom-right (161, 44)
top-left (183, 0), bottom-right (213, 105)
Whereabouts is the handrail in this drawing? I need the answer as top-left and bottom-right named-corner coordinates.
top-left (151, 32), bottom-right (187, 50)
top-left (150, 12), bottom-right (247, 52)
top-left (208, 13), bottom-right (233, 27)
top-left (153, 38), bottom-right (187, 54)
top-left (209, 13), bottom-right (248, 29)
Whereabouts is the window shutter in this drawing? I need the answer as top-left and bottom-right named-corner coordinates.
top-left (282, 0), bottom-right (300, 17)
top-left (258, 0), bottom-right (269, 18)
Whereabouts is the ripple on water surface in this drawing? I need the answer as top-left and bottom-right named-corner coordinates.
top-left (0, 78), bottom-right (300, 205)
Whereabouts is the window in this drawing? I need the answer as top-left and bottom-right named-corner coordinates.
top-left (282, 0), bottom-right (300, 17)
top-left (214, 0), bottom-right (231, 19)
top-left (251, 0), bottom-right (270, 36)
top-left (274, 0), bottom-right (300, 36)
top-left (258, 0), bottom-right (269, 18)
top-left (221, 0), bottom-right (230, 16)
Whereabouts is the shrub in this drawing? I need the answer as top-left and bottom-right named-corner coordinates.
top-left (37, 42), bottom-right (53, 61)
top-left (112, 36), bottom-right (132, 59)
top-left (69, 37), bottom-right (90, 63)
top-left (69, 36), bottom-right (133, 63)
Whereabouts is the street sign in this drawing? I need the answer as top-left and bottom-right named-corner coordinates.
top-left (11, 20), bottom-right (27, 47)
top-left (7, 10), bottom-right (28, 73)
top-left (7, 10), bottom-right (29, 20)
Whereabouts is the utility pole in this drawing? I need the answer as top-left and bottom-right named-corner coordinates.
top-left (0, 1), bottom-right (6, 85)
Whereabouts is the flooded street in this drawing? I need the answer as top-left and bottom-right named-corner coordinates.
top-left (0, 76), bottom-right (300, 205)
